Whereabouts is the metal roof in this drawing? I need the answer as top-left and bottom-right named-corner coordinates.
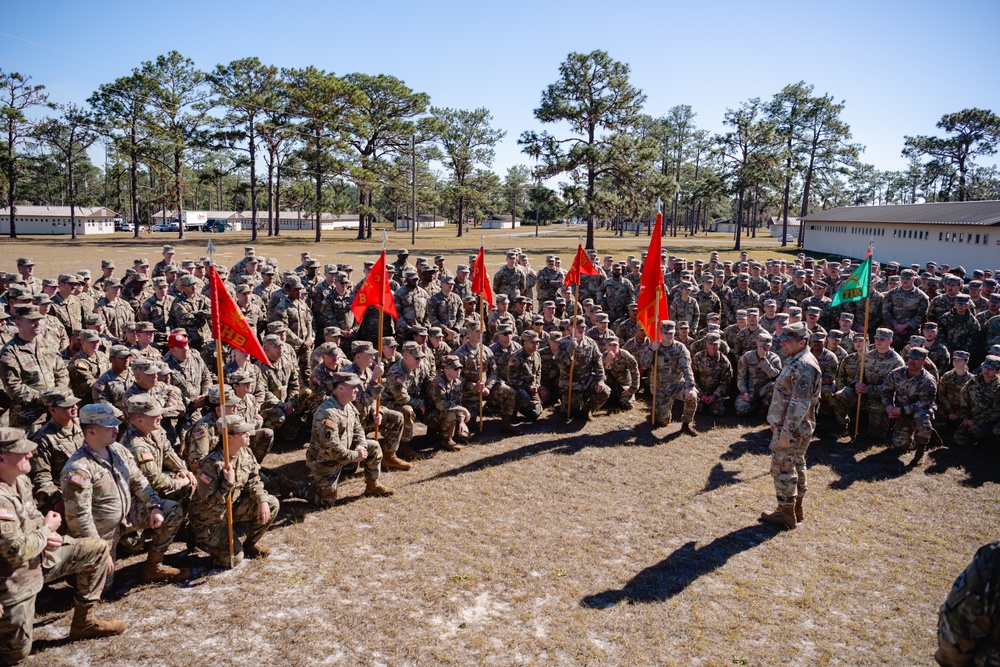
top-left (803, 201), bottom-right (1000, 226)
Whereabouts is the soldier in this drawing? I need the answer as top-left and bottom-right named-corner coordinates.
top-left (234, 284), bottom-right (264, 336)
top-left (454, 321), bottom-right (518, 432)
top-left (694, 275), bottom-right (723, 331)
top-left (939, 295), bottom-right (982, 360)
top-left (291, 373), bottom-right (394, 507)
top-left (50, 273), bottom-right (85, 339)
top-left (833, 328), bottom-right (905, 440)
top-left (954, 355), bottom-right (1000, 447)
top-left (184, 385), bottom-right (239, 469)
top-left (190, 416), bottom-right (280, 567)
top-left (130, 320), bottom-right (162, 361)
top-left (92, 345), bottom-right (134, 413)
top-left (734, 308), bottom-right (766, 358)
top-left (28, 388), bottom-right (84, 515)
top-left (68, 330), bottom-right (109, 405)
top-left (122, 359), bottom-right (184, 428)
top-left (727, 274), bottom-right (760, 325)
top-left (600, 264), bottom-right (635, 323)
top-left (62, 404), bottom-right (188, 583)
top-left (935, 540), bottom-right (1000, 666)
top-left (603, 334), bottom-right (640, 412)
top-left (138, 276), bottom-right (174, 335)
top-left (881, 346), bottom-right (937, 455)
top-left (493, 250), bottom-right (526, 301)
top-left (692, 332), bottom-right (733, 416)
top-left (392, 249), bottom-right (415, 277)
top-left (151, 244), bottom-right (176, 279)
top-left (427, 355), bottom-right (473, 451)
top-left (936, 350), bottom-right (973, 441)
top-left (393, 270), bottom-right (430, 342)
top-left (228, 370), bottom-right (275, 467)
top-left (169, 275), bottom-right (211, 350)
top-left (927, 273), bottom-right (963, 324)
top-left (640, 320), bottom-right (698, 432)
top-left (258, 335), bottom-right (303, 441)
top-left (507, 329), bottom-right (544, 420)
top-left (784, 269), bottom-right (813, 306)
top-left (122, 395), bottom-right (196, 506)
top-left (95, 280), bottom-right (134, 343)
top-left (810, 331), bottom-right (840, 419)
top-left (272, 276), bottom-right (314, 380)
top-left (670, 282), bottom-right (701, 335)
top-left (0, 427), bottom-right (125, 663)
top-left (428, 275), bottom-right (465, 345)
top-left (490, 325), bottom-right (521, 384)
top-left (536, 256), bottom-right (565, 304)
top-left (452, 265), bottom-right (472, 302)
top-left (735, 331), bottom-right (782, 417)
top-left (1, 304), bottom-right (70, 432)
top-left (881, 269), bottom-right (929, 347)
top-left (759, 322), bottom-right (822, 530)
top-left (342, 340), bottom-right (410, 467)
top-left (385, 340), bottom-right (429, 445)
top-left (164, 331), bottom-right (213, 424)
top-left (320, 271), bottom-right (357, 340)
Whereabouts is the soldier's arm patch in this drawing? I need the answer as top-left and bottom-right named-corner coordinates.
top-left (192, 427), bottom-right (207, 440)
top-left (0, 508), bottom-right (14, 520)
top-left (69, 474), bottom-right (88, 488)
top-left (75, 360), bottom-right (89, 370)
top-left (324, 418), bottom-right (337, 430)
top-left (199, 472), bottom-right (213, 485)
top-left (140, 451), bottom-right (155, 462)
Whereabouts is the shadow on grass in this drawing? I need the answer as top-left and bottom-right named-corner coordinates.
top-left (924, 445), bottom-right (1000, 488)
top-left (699, 462), bottom-right (744, 494)
top-left (719, 427), bottom-right (773, 462)
top-left (580, 524), bottom-right (778, 609)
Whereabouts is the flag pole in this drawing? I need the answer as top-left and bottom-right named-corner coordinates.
top-left (852, 242), bottom-right (874, 440)
top-left (651, 285), bottom-right (659, 425)
top-left (478, 236), bottom-right (485, 430)
top-left (214, 338), bottom-right (236, 568)
top-left (374, 232), bottom-right (387, 442)
top-left (567, 282), bottom-right (580, 419)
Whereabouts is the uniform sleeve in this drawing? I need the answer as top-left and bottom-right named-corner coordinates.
top-left (779, 363), bottom-right (821, 439)
top-left (935, 543), bottom-right (998, 667)
top-left (909, 375), bottom-right (937, 415)
top-left (313, 410), bottom-right (359, 464)
top-left (762, 353), bottom-right (782, 380)
top-left (243, 452), bottom-right (268, 506)
top-left (131, 444), bottom-right (186, 494)
top-left (0, 495), bottom-right (51, 568)
top-left (881, 370), bottom-right (899, 409)
top-left (61, 463), bottom-right (100, 539)
top-left (0, 353), bottom-right (42, 405)
top-left (29, 440), bottom-right (61, 507)
top-left (737, 354), bottom-right (750, 394)
top-left (121, 448), bottom-right (162, 509)
top-left (195, 457), bottom-right (229, 509)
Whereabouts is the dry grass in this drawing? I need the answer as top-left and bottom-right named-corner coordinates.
top-left (9, 232), bottom-right (984, 667)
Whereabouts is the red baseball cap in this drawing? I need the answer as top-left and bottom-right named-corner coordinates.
top-left (167, 332), bottom-right (189, 348)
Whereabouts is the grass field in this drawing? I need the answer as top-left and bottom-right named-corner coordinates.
top-left (5, 228), bottom-right (987, 666)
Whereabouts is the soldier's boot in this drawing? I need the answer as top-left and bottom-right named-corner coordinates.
top-left (244, 541), bottom-right (271, 559)
top-left (275, 474), bottom-right (297, 499)
top-left (69, 601), bottom-right (126, 640)
top-left (363, 478), bottom-right (395, 497)
top-left (794, 496), bottom-right (805, 523)
top-left (500, 414), bottom-right (519, 434)
top-left (440, 437), bottom-right (463, 452)
top-left (681, 421), bottom-right (698, 436)
top-left (759, 505), bottom-right (797, 530)
top-left (397, 443), bottom-right (424, 461)
top-left (382, 451), bottom-right (412, 471)
top-left (140, 550), bottom-right (190, 584)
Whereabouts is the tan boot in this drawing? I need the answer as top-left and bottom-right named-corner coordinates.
top-left (681, 422), bottom-right (698, 436)
top-left (363, 478), bottom-right (395, 497)
top-left (759, 505), bottom-right (797, 529)
top-left (382, 451), bottom-right (412, 471)
top-left (794, 496), bottom-right (805, 523)
top-left (140, 550), bottom-right (190, 584)
top-left (440, 438), bottom-right (463, 452)
top-left (244, 542), bottom-right (271, 559)
top-left (69, 601), bottom-right (126, 640)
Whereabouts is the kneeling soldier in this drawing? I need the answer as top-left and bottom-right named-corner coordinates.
top-left (427, 356), bottom-right (472, 451)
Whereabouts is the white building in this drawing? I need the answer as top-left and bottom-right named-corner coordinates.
top-left (769, 217), bottom-right (801, 238)
top-left (0, 206), bottom-right (116, 235)
top-left (150, 209), bottom-right (362, 231)
top-left (803, 201), bottom-right (1000, 268)
top-left (394, 214), bottom-right (448, 230)
top-left (481, 214), bottom-right (521, 229)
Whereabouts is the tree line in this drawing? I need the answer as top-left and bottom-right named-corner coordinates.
top-left (2, 50), bottom-right (998, 247)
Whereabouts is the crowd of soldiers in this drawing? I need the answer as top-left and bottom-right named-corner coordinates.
top-left (0, 242), bottom-right (999, 662)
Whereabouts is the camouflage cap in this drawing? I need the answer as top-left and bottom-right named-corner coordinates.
top-left (401, 341), bottom-right (425, 358)
top-left (595, 313), bottom-right (610, 323)
top-left (520, 330), bottom-right (539, 343)
top-left (983, 355), bottom-right (1000, 370)
top-left (12, 304), bottom-right (43, 320)
top-left (32, 294), bottom-right (51, 306)
top-left (952, 350), bottom-right (970, 361)
top-left (134, 321), bottom-right (155, 333)
top-left (875, 328), bottom-right (894, 339)
top-left (0, 427), bottom-right (35, 454)
top-left (41, 387), bottom-right (80, 408)
top-left (908, 335), bottom-right (926, 347)
top-left (776, 323), bottom-right (808, 341)
top-left (79, 403), bottom-right (122, 428)
top-left (410, 325), bottom-right (428, 337)
top-left (828, 329), bottom-right (844, 339)
top-left (787, 307), bottom-right (802, 316)
top-left (77, 329), bottom-right (100, 342)
top-left (442, 354), bottom-right (463, 369)
top-left (16, 257), bottom-right (34, 267)
top-left (659, 320), bottom-right (676, 333)
top-left (465, 320), bottom-right (482, 331)
top-left (906, 346), bottom-right (929, 360)
top-left (109, 345), bottom-right (134, 359)
top-left (206, 385), bottom-right (240, 406)
top-left (496, 324), bottom-right (513, 335)
top-left (809, 332), bottom-right (827, 342)
top-left (705, 332), bottom-right (721, 343)
top-left (101, 259), bottom-right (115, 268)
top-left (131, 358), bottom-right (162, 375)
top-left (284, 276), bottom-right (303, 289)
top-left (839, 312), bottom-right (855, 321)
top-left (329, 371), bottom-right (363, 387)
top-left (757, 330), bottom-right (774, 342)
top-left (382, 336), bottom-right (397, 348)
top-left (265, 321), bottom-right (287, 334)
top-left (58, 273), bottom-right (82, 284)
top-left (351, 340), bottom-right (376, 356)
top-left (262, 334), bottom-right (283, 347)
top-left (178, 275), bottom-right (199, 286)
top-left (323, 326), bottom-right (343, 337)
top-left (318, 342), bottom-right (342, 357)
top-left (220, 415), bottom-right (254, 434)
top-left (227, 369), bottom-right (252, 385)
top-left (126, 394), bottom-right (165, 417)
top-left (427, 327), bottom-right (443, 338)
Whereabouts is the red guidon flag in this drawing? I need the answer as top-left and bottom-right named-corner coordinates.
top-left (564, 243), bottom-right (599, 286)
top-left (471, 246), bottom-right (494, 308)
top-left (636, 212), bottom-right (670, 340)
top-left (208, 265), bottom-right (271, 366)
top-left (350, 250), bottom-right (399, 323)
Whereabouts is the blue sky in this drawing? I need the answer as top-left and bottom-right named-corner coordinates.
top-left (3, 0), bottom-right (998, 179)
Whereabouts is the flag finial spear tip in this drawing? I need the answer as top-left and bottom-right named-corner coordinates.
top-left (380, 228), bottom-right (388, 250)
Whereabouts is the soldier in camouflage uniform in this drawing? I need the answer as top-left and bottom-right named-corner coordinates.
top-left (539, 332), bottom-right (562, 406)
top-left (92, 344), bottom-right (134, 414)
top-left (271, 276), bottom-right (314, 380)
top-left (121, 359), bottom-right (184, 428)
top-left (692, 333), bottom-right (732, 416)
top-left (759, 322), bottom-right (821, 530)
top-left (62, 404), bottom-right (188, 583)
top-left (936, 350), bottom-right (973, 440)
top-left (493, 251), bottom-right (527, 301)
top-left (95, 280), bottom-right (135, 343)
top-left (881, 269), bottom-right (929, 347)
top-left (426, 275), bottom-right (465, 347)
top-left (291, 374), bottom-right (394, 507)
top-left (385, 341), bottom-right (429, 444)
top-left (921, 322), bottom-right (952, 374)
top-left (809, 331), bottom-right (841, 419)
top-left (28, 388), bottom-right (84, 514)
top-left (507, 330), bottom-right (544, 420)
top-left (599, 265), bottom-right (635, 323)
top-left (454, 321), bottom-right (518, 432)
top-left (190, 416), bottom-right (279, 567)
top-left (736, 332), bottom-right (782, 416)
top-left (881, 346), bottom-right (937, 454)
top-left (695, 275), bottom-right (723, 330)
top-left (489, 325), bottom-right (521, 385)
top-left (927, 274), bottom-right (963, 324)
top-left (670, 282), bottom-right (701, 335)
top-left (50, 273), bottom-right (85, 339)
top-left (427, 356), bottom-right (473, 451)
top-left (184, 385), bottom-right (239, 469)
top-left (320, 272), bottom-right (357, 342)
top-left (727, 275), bottom-right (759, 326)
top-left (69, 330), bottom-right (109, 405)
top-left (258, 335), bottom-right (303, 441)
top-left (953, 355), bottom-right (1000, 447)
top-left (0, 428), bottom-right (124, 662)
top-left (488, 295), bottom-right (518, 340)
top-left (536, 256), bottom-right (566, 304)
top-left (603, 334), bottom-right (640, 411)
top-left (833, 328), bottom-right (904, 439)
top-left (393, 271), bottom-right (430, 342)
top-left (342, 341), bottom-right (409, 468)
top-left (640, 320), bottom-right (698, 432)
top-left (122, 395), bottom-right (196, 506)
top-left (169, 275), bottom-right (211, 350)
top-left (939, 295), bottom-right (982, 360)
top-left (783, 270), bottom-right (813, 306)
top-left (1, 305), bottom-right (70, 432)
top-left (138, 277), bottom-right (174, 335)
top-left (936, 539), bottom-right (1000, 666)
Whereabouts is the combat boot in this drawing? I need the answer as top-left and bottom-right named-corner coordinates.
top-left (397, 443), bottom-right (424, 461)
top-left (440, 438), bottom-right (463, 452)
top-left (382, 451), bottom-right (412, 471)
top-left (500, 414), bottom-right (519, 434)
top-left (276, 474), bottom-right (297, 499)
top-left (140, 550), bottom-right (190, 584)
top-left (69, 601), bottom-right (126, 640)
top-left (759, 505), bottom-right (797, 529)
top-left (244, 541), bottom-right (271, 559)
top-left (681, 421), bottom-right (698, 436)
top-left (794, 496), bottom-right (805, 523)
top-left (363, 478), bottom-right (395, 497)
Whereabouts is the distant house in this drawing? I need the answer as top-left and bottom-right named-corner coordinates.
top-left (481, 214), bottom-right (522, 229)
top-left (0, 206), bottom-right (117, 235)
top-left (149, 210), bottom-right (362, 231)
top-left (769, 216), bottom-right (802, 238)
top-left (803, 201), bottom-right (1000, 266)
top-left (394, 214), bottom-right (448, 230)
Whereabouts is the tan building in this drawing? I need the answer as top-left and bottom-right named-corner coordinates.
top-left (0, 206), bottom-right (116, 235)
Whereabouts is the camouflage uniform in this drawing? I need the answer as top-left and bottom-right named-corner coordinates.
top-left (833, 348), bottom-right (905, 436)
top-left (954, 374), bottom-right (1000, 447)
top-left (766, 348), bottom-right (822, 507)
top-left (294, 396), bottom-right (382, 507)
top-left (600, 277), bottom-right (635, 322)
top-left (927, 339), bottom-right (952, 375)
top-left (393, 285), bottom-right (430, 339)
top-left (61, 442), bottom-right (184, 557)
top-left (489, 339), bottom-right (521, 384)
top-left (937, 369), bottom-right (973, 433)
top-left (185, 412), bottom-right (222, 469)
top-left (92, 368), bottom-right (132, 413)
top-left (258, 353), bottom-right (301, 434)
top-left (936, 540), bottom-right (1000, 667)
top-left (694, 289), bottom-right (722, 330)
top-left (939, 310), bottom-right (982, 359)
top-left (138, 293), bottom-right (174, 333)
top-left (321, 289), bottom-right (356, 336)
top-left (557, 335), bottom-right (610, 415)
top-left (814, 348), bottom-right (841, 415)
top-left (881, 286), bottom-right (929, 346)
top-left (984, 315), bottom-right (1000, 352)
top-left (343, 361), bottom-right (404, 454)
top-left (736, 349), bottom-right (782, 416)
top-left (453, 341), bottom-right (516, 418)
top-left (272, 295), bottom-right (314, 378)
top-left (881, 365), bottom-right (937, 450)
top-left (692, 350), bottom-right (732, 416)
top-left (169, 293), bottom-right (211, 349)
top-left (670, 296), bottom-right (700, 335)
top-left (96, 297), bottom-right (134, 342)
top-left (507, 346), bottom-right (543, 419)
top-left (493, 265), bottom-right (526, 301)
top-left (428, 291), bottom-right (465, 338)
top-left (927, 293), bottom-right (957, 325)
top-left (0, 334), bottom-right (69, 431)
top-left (191, 445), bottom-right (278, 564)
top-left (122, 424), bottom-right (193, 502)
top-left (427, 372), bottom-right (469, 440)
top-left (69, 350), bottom-right (109, 405)
top-left (29, 418), bottom-right (84, 513)
top-left (727, 289), bottom-right (760, 323)
top-left (536, 266), bottom-right (566, 304)
top-left (603, 348), bottom-right (640, 410)
top-left (0, 474), bottom-right (112, 665)
top-left (39, 314), bottom-right (69, 355)
top-left (639, 341), bottom-right (696, 424)
top-left (538, 341), bottom-right (561, 405)
top-left (385, 359), bottom-right (426, 443)
top-left (734, 326), bottom-right (766, 359)
top-left (50, 292), bottom-right (84, 337)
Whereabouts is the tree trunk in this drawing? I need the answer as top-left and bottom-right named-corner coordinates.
top-left (175, 149), bottom-right (185, 241)
top-left (249, 124), bottom-right (258, 241)
top-left (69, 157), bottom-right (76, 240)
top-left (733, 186), bottom-right (744, 251)
top-left (6, 126), bottom-right (16, 238)
top-left (456, 194), bottom-right (464, 238)
top-left (586, 125), bottom-right (596, 250)
top-left (274, 161), bottom-right (282, 236)
top-left (265, 154), bottom-right (274, 236)
top-left (366, 191), bottom-right (373, 238)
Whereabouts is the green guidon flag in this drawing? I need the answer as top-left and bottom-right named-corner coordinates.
top-left (830, 251), bottom-right (872, 307)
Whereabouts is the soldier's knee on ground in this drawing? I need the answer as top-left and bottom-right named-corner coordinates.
top-left (0, 599), bottom-right (34, 664)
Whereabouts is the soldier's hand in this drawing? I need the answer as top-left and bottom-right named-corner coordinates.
top-left (193, 395), bottom-right (208, 409)
top-left (779, 434), bottom-right (791, 448)
top-left (648, 340), bottom-right (660, 351)
top-left (742, 392), bottom-right (751, 402)
top-left (856, 383), bottom-right (867, 394)
top-left (373, 411), bottom-right (382, 426)
top-left (459, 407), bottom-right (471, 422)
top-left (43, 510), bottom-right (62, 532)
top-left (887, 406), bottom-right (902, 418)
top-left (356, 446), bottom-right (368, 462)
top-left (684, 389), bottom-right (697, 401)
top-left (257, 501), bottom-right (271, 525)
top-left (948, 413), bottom-right (958, 421)
top-left (106, 555), bottom-right (115, 578)
top-left (223, 467), bottom-right (236, 486)
top-left (371, 362), bottom-right (384, 381)
top-left (961, 418), bottom-right (974, 428)
top-left (150, 508), bottom-right (165, 529)
top-left (45, 532), bottom-right (63, 552)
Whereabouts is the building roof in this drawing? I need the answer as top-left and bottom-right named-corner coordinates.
top-left (803, 201), bottom-right (1000, 226)
top-left (0, 206), bottom-right (117, 218)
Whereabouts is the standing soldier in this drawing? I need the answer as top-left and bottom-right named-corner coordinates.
top-left (152, 245), bottom-right (176, 279)
top-left (393, 271), bottom-right (430, 342)
top-left (169, 275), bottom-right (211, 350)
top-left (1, 305), bottom-right (70, 431)
top-left (320, 272), bottom-right (357, 342)
top-left (939, 295), bottom-right (982, 360)
top-left (670, 282), bottom-right (701, 335)
top-left (692, 332), bottom-right (733, 417)
top-left (759, 322), bottom-right (821, 530)
top-left (600, 264), bottom-right (635, 323)
top-left (953, 355), bottom-right (1000, 447)
top-left (833, 328), bottom-right (904, 440)
top-left (736, 332), bottom-right (782, 417)
top-left (881, 346), bottom-right (937, 455)
top-left (69, 330), bottom-right (109, 405)
top-left (428, 276), bottom-right (465, 345)
top-left (641, 320), bottom-right (698, 432)
top-left (809, 331), bottom-right (841, 420)
top-left (935, 540), bottom-right (1000, 666)
top-left (96, 280), bottom-right (134, 343)
top-left (138, 276), bottom-right (174, 335)
top-left (536, 256), bottom-right (565, 305)
top-left (51, 274), bottom-right (85, 339)
top-left (695, 275), bottom-right (723, 331)
top-left (936, 351), bottom-right (973, 441)
top-left (881, 269), bottom-right (929, 348)
top-left (272, 276), bottom-right (314, 380)
top-left (493, 250), bottom-right (526, 301)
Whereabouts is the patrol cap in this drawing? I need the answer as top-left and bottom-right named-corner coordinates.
top-left (806, 306), bottom-right (821, 315)
top-left (0, 427), bottom-right (35, 454)
top-left (787, 306), bottom-right (802, 316)
top-left (363, 261), bottom-right (375, 270)
top-left (329, 371), bottom-right (364, 387)
top-left (906, 346), bottom-right (928, 360)
top-left (235, 284), bottom-right (252, 295)
top-left (677, 321), bottom-right (690, 330)
top-left (32, 294), bottom-right (51, 306)
top-left (571, 315), bottom-right (587, 328)
top-left (702, 274), bottom-right (714, 283)
top-left (227, 370), bottom-right (252, 385)
top-left (874, 328), bottom-right (894, 339)
top-left (41, 387), bottom-right (80, 408)
top-left (262, 334), bottom-right (283, 347)
top-left (990, 293), bottom-right (1000, 304)
top-left (813, 280), bottom-right (827, 289)
top-left (77, 329), bottom-right (100, 343)
top-left (908, 335), bottom-right (926, 347)
top-left (135, 257), bottom-right (150, 267)
top-left (746, 308), bottom-right (759, 316)
top-left (757, 330), bottom-right (774, 342)
top-left (828, 329), bottom-right (844, 339)
top-left (763, 299), bottom-right (777, 308)
top-left (284, 276), bottom-right (303, 289)
top-left (16, 257), bottom-right (34, 267)
top-left (178, 274), bottom-right (199, 286)
top-left (79, 403), bottom-right (122, 428)
top-left (261, 266), bottom-right (276, 275)
top-left (324, 326), bottom-right (343, 337)
top-left (134, 321), bottom-right (155, 333)
top-left (466, 320), bottom-right (482, 331)
top-left (58, 273), bottom-right (82, 284)
top-left (152, 276), bottom-right (168, 287)
top-left (401, 341), bottom-right (427, 358)
top-left (206, 385), bottom-right (240, 406)
top-left (952, 350), bottom-right (971, 361)
top-left (595, 313), bottom-right (610, 323)
top-left (77, 269), bottom-right (92, 280)
top-left (548, 331), bottom-right (563, 341)
top-left (900, 269), bottom-right (916, 278)
top-left (351, 340), bottom-right (376, 356)
top-left (126, 394), bottom-right (165, 417)
top-left (839, 312), bottom-right (855, 321)
top-left (463, 295), bottom-right (478, 304)
top-left (496, 324), bottom-right (513, 335)
top-left (265, 321), bottom-right (287, 334)
top-left (410, 325), bottom-right (428, 337)
top-left (983, 355), bottom-right (1000, 370)
top-left (776, 322), bottom-right (807, 341)
top-left (496, 294), bottom-right (509, 305)
top-left (131, 358), bottom-right (162, 375)
top-left (705, 332), bottom-right (721, 343)
top-left (809, 331), bottom-right (827, 342)
top-left (382, 336), bottom-right (398, 348)
top-left (314, 342), bottom-right (338, 358)
top-left (520, 330), bottom-right (539, 343)
top-left (440, 275), bottom-right (455, 285)
top-left (101, 259), bottom-right (116, 269)
top-left (543, 300), bottom-right (556, 309)
top-left (955, 294), bottom-right (971, 304)
top-left (659, 320), bottom-right (676, 333)
top-left (306, 259), bottom-right (321, 269)
top-left (442, 354), bottom-right (463, 369)
top-left (108, 345), bottom-right (134, 359)
top-left (736, 309), bottom-right (748, 318)
top-left (456, 264), bottom-right (469, 273)
top-left (12, 304), bottom-right (44, 320)
top-left (220, 415), bottom-right (254, 434)
top-left (397, 249), bottom-right (410, 256)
